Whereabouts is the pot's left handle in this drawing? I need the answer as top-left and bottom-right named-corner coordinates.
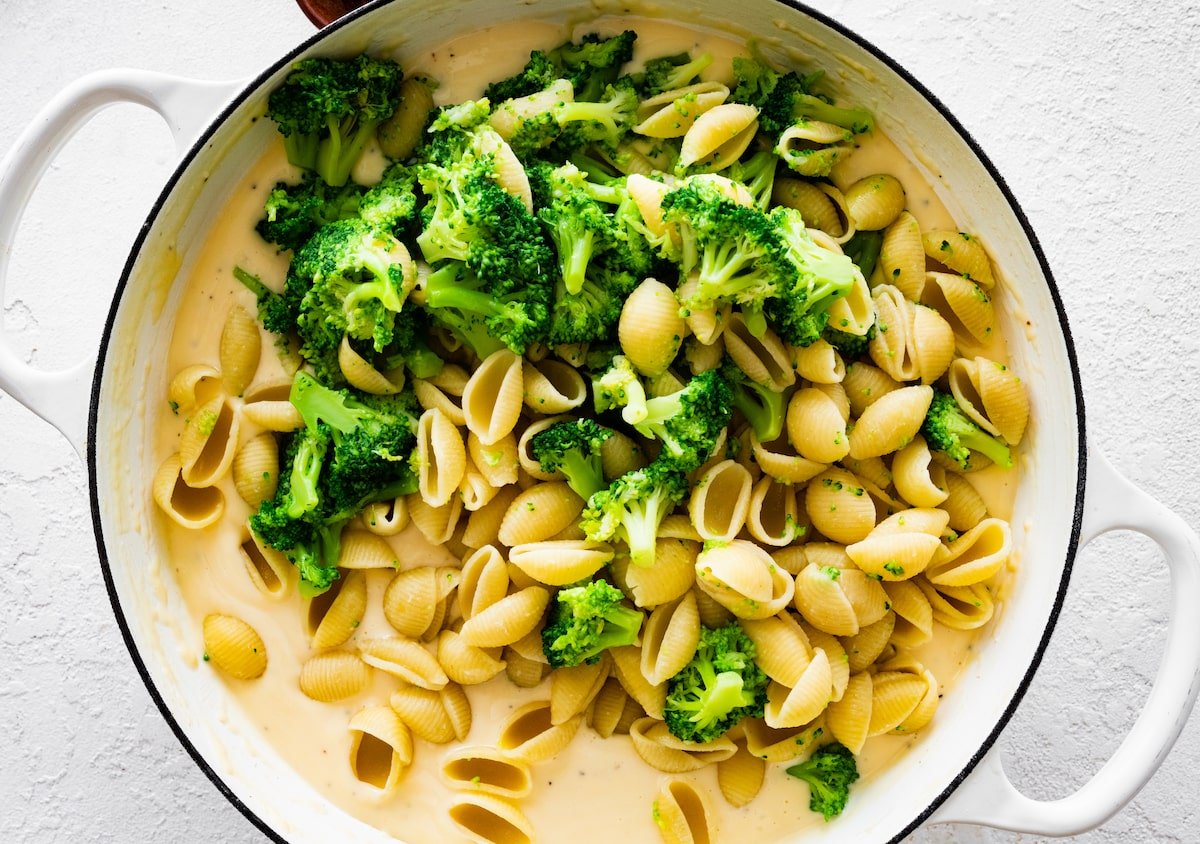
top-left (0, 70), bottom-right (243, 456)
top-left (930, 446), bottom-right (1200, 835)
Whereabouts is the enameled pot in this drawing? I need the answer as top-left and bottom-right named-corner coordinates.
top-left (1, 1), bottom-right (1198, 841)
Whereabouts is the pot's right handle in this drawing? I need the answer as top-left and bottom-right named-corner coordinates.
top-left (930, 445), bottom-right (1200, 835)
top-left (0, 70), bottom-right (242, 456)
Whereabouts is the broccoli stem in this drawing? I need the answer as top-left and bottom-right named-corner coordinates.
top-left (960, 428), bottom-right (1015, 468)
top-left (290, 372), bottom-right (362, 435)
top-left (557, 449), bottom-right (606, 501)
top-left (284, 134), bottom-right (321, 173)
top-left (285, 434), bottom-right (326, 518)
top-left (791, 94), bottom-right (874, 134)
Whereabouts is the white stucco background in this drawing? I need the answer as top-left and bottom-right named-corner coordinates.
top-left (1, 0), bottom-right (1198, 841)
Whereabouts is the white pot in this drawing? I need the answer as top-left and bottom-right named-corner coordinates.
top-left (1, 1), bottom-right (1197, 842)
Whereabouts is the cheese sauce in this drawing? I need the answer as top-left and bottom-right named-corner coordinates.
top-left (155, 16), bottom-right (1017, 843)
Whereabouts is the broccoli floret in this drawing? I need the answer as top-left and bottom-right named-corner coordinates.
top-left (765, 207), bottom-right (863, 347)
top-left (726, 149), bottom-right (779, 212)
top-left (921, 389), bottom-right (1014, 470)
top-left (786, 743), bottom-right (860, 821)
top-left (266, 55), bottom-right (404, 186)
top-left (233, 266), bottom-right (302, 336)
top-left (419, 261), bottom-right (547, 357)
top-left (632, 52), bottom-right (713, 97)
top-left (416, 122), bottom-right (554, 297)
top-left (548, 266), bottom-right (636, 347)
top-left (289, 371), bottom-right (420, 513)
top-left (539, 162), bottom-right (621, 294)
top-left (592, 354), bottom-right (649, 425)
top-left (485, 31), bottom-right (636, 103)
top-left (289, 219), bottom-right (417, 379)
top-left (633, 370), bottom-right (732, 472)
top-left (842, 229), bottom-right (883, 279)
top-left (359, 162), bottom-right (419, 234)
top-left (255, 174), bottom-right (364, 252)
top-left (553, 80), bottom-right (639, 153)
top-left (541, 579), bottom-right (643, 668)
top-left (731, 57), bottom-right (873, 138)
top-left (822, 323), bottom-right (876, 359)
top-left (720, 357), bottom-right (785, 442)
top-left (664, 622), bottom-right (768, 743)
top-left (581, 465), bottom-right (688, 567)
top-left (661, 178), bottom-right (796, 311)
top-left (530, 419), bottom-right (613, 501)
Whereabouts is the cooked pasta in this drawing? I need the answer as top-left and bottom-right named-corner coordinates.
top-left (164, 26), bottom-right (1032, 841)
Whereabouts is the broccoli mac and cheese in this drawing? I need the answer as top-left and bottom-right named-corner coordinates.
top-left (152, 16), bottom-right (1026, 844)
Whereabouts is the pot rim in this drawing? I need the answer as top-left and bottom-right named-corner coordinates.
top-left (85, 2), bottom-right (1088, 841)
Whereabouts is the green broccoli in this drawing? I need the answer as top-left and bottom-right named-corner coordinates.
top-left (485, 32), bottom-right (635, 104)
top-left (592, 354), bottom-right (649, 425)
top-left (547, 265), bottom-right (637, 347)
top-left (631, 52), bottom-right (713, 97)
top-left (720, 357), bottom-right (786, 442)
top-left (541, 579), bottom-right (644, 668)
top-left (581, 465), bottom-right (689, 567)
top-left (530, 419), bottom-right (613, 501)
top-left (921, 389), bottom-right (1014, 470)
top-left (358, 162), bottom-right (419, 234)
top-left (786, 742), bottom-right (860, 821)
top-left (232, 266), bottom-right (303, 337)
top-left (266, 55), bottom-right (404, 186)
top-left (255, 174), bottom-right (364, 252)
top-left (288, 218), bottom-right (416, 383)
top-left (765, 207), bottom-right (864, 347)
top-left (726, 149), bottom-right (779, 212)
top-left (731, 57), bottom-right (873, 138)
top-left (419, 261), bottom-right (548, 358)
top-left (842, 229), bottom-right (883, 279)
top-left (633, 370), bottom-right (733, 472)
top-left (553, 80), bottom-right (639, 152)
top-left (660, 178), bottom-right (796, 313)
top-left (822, 323), bottom-right (876, 359)
top-left (664, 623), bottom-right (768, 743)
top-left (538, 162), bottom-right (622, 294)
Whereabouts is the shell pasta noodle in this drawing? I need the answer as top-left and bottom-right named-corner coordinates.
top-left (154, 18), bottom-right (1030, 844)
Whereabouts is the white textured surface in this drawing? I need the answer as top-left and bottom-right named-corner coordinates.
top-left (1, 0), bottom-right (1197, 841)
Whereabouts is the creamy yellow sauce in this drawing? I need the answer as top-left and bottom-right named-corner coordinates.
top-left (154, 16), bottom-right (1017, 843)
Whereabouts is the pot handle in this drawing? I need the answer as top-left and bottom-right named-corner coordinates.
top-left (930, 445), bottom-right (1200, 835)
top-left (0, 70), bottom-right (242, 456)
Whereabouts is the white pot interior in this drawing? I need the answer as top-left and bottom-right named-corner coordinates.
top-left (92, 1), bottom-right (1083, 841)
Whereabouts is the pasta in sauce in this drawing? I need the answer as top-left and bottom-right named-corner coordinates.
top-left (155, 15), bottom-right (1023, 844)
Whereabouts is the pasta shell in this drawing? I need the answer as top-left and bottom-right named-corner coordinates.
top-left (179, 395), bottom-right (239, 488)
top-left (219, 305), bottom-right (261, 397)
top-left (238, 530), bottom-right (291, 598)
top-left (912, 304), bottom-right (955, 384)
top-left (497, 701), bottom-right (582, 763)
top-left (775, 124), bottom-right (853, 177)
top-left (844, 174), bottom-right (906, 231)
top-left (846, 531), bottom-right (941, 582)
top-left (153, 454), bottom-right (224, 529)
top-left (311, 570), bottom-right (368, 649)
top-left (653, 778), bottom-right (719, 844)
top-left (469, 430), bottom-right (520, 488)
top-left (338, 335), bottom-right (405, 395)
top-left (448, 793), bottom-right (534, 844)
top-left (476, 128), bottom-right (533, 214)
top-left (843, 611), bottom-right (896, 673)
top-left (921, 271), bottom-right (1002, 355)
top-left (509, 540), bottom-right (614, 586)
top-left (620, 278), bottom-right (687, 377)
top-left (941, 472), bottom-right (988, 532)
top-left (504, 648), bottom-right (549, 688)
top-left (462, 485), bottom-right (521, 550)
top-left (441, 746), bottom-right (533, 799)
top-left (827, 270), bottom-right (876, 336)
top-left (378, 76), bottom-right (435, 159)
top-left (847, 385), bottom-right (934, 460)
top-left (168, 364), bottom-right (221, 414)
top-left (869, 668), bottom-right (931, 736)
top-left (407, 493), bottom-right (464, 545)
top-left (415, 407), bottom-right (467, 508)
top-left (498, 482), bottom-right (583, 546)
top-left (750, 432), bottom-right (827, 485)
top-left (843, 362), bottom-right (901, 418)
top-left (879, 211), bottom-right (925, 300)
top-left (360, 636), bottom-right (448, 689)
top-left (805, 468), bottom-right (875, 544)
top-left (917, 578), bottom-right (995, 629)
top-left (612, 538), bottom-right (699, 608)
top-left (950, 356), bottom-right (1029, 444)
top-left (490, 78), bottom-right (573, 140)
top-left (717, 741), bottom-right (766, 808)
top-left (550, 655), bottom-right (610, 725)
top-left (635, 82), bottom-right (729, 137)
top-left (459, 586), bottom-right (550, 648)
top-left (388, 685), bottom-right (459, 743)
top-left (826, 671), bottom-right (873, 753)
top-left (724, 314), bottom-right (795, 392)
top-left (677, 274), bottom-right (731, 345)
top-left (690, 460), bottom-right (752, 541)
top-left (892, 436), bottom-right (948, 508)
top-left (744, 475), bottom-right (806, 547)
top-left (609, 645), bottom-right (667, 719)
top-left (794, 563), bottom-right (859, 636)
top-left (868, 284), bottom-right (919, 381)
top-left (588, 678), bottom-right (629, 738)
top-left (438, 628), bottom-right (506, 686)
top-left (791, 339), bottom-right (845, 384)
top-left (241, 380), bottom-right (302, 432)
top-left (742, 715), bottom-right (828, 764)
top-left (640, 594), bottom-right (701, 686)
top-left (413, 375), bottom-right (466, 427)
top-left (299, 651), bottom-right (370, 702)
top-left (694, 540), bottom-right (795, 620)
top-left (522, 358), bottom-right (587, 413)
top-left (802, 625), bottom-right (849, 702)
top-left (338, 529), bottom-right (400, 570)
top-left (883, 579), bottom-right (933, 647)
top-left (384, 566), bottom-right (460, 640)
top-left (787, 388), bottom-right (849, 463)
top-left (678, 103), bottom-right (759, 169)
top-left (773, 178), bottom-right (852, 241)
top-left (348, 705), bottom-right (413, 792)
top-left (627, 173), bottom-right (675, 243)
top-left (764, 648), bottom-right (833, 728)
top-left (629, 717), bottom-right (736, 771)
top-left (231, 433), bottom-right (278, 510)
top-left (459, 545), bottom-right (510, 619)
top-left (462, 349), bottom-right (524, 446)
top-left (923, 230), bottom-right (995, 288)
top-left (740, 614), bottom-right (812, 686)
top-left (925, 518), bottom-right (1011, 586)
top-left (202, 613), bottom-right (267, 680)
